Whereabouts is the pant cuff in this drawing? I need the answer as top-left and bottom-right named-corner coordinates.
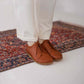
top-left (17, 35), bottom-right (38, 42)
top-left (39, 34), bottom-right (51, 40)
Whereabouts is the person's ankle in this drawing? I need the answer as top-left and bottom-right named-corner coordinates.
top-left (27, 41), bottom-right (37, 46)
top-left (39, 39), bottom-right (44, 44)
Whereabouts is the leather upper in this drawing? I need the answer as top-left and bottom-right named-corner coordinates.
top-left (41, 40), bottom-right (63, 60)
top-left (26, 41), bottom-right (53, 64)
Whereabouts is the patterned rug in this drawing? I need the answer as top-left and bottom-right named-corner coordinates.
top-left (0, 21), bottom-right (84, 72)
top-left (50, 21), bottom-right (84, 52)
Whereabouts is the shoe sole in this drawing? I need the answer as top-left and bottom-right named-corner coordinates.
top-left (27, 52), bottom-right (53, 65)
top-left (54, 58), bottom-right (63, 61)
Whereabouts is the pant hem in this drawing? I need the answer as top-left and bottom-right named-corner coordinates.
top-left (17, 35), bottom-right (38, 42)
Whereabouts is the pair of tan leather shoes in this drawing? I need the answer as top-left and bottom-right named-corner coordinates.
top-left (26, 40), bottom-right (63, 65)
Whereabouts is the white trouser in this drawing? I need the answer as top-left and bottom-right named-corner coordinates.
top-left (13, 0), bottom-right (56, 41)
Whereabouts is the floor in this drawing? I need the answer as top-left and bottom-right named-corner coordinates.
top-left (0, 1), bottom-right (84, 84)
top-left (0, 47), bottom-right (84, 84)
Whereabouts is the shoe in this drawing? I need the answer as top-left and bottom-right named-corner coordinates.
top-left (41, 40), bottom-right (63, 60)
top-left (26, 41), bottom-right (53, 65)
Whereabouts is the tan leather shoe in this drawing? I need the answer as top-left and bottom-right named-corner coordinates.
top-left (26, 41), bottom-right (53, 65)
top-left (41, 40), bottom-right (63, 60)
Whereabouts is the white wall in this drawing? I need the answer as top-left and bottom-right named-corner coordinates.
top-left (0, 0), bottom-right (16, 31)
top-left (54, 0), bottom-right (84, 26)
top-left (0, 0), bottom-right (84, 31)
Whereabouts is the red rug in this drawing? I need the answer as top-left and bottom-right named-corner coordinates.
top-left (0, 21), bottom-right (84, 72)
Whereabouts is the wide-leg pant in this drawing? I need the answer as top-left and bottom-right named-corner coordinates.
top-left (13, 0), bottom-right (56, 41)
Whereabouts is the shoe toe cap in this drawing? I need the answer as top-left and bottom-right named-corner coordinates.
top-left (38, 53), bottom-right (53, 64)
top-left (53, 52), bottom-right (63, 60)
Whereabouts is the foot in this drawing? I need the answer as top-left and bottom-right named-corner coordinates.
top-left (26, 41), bottom-right (53, 65)
top-left (41, 40), bottom-right (63, 60)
